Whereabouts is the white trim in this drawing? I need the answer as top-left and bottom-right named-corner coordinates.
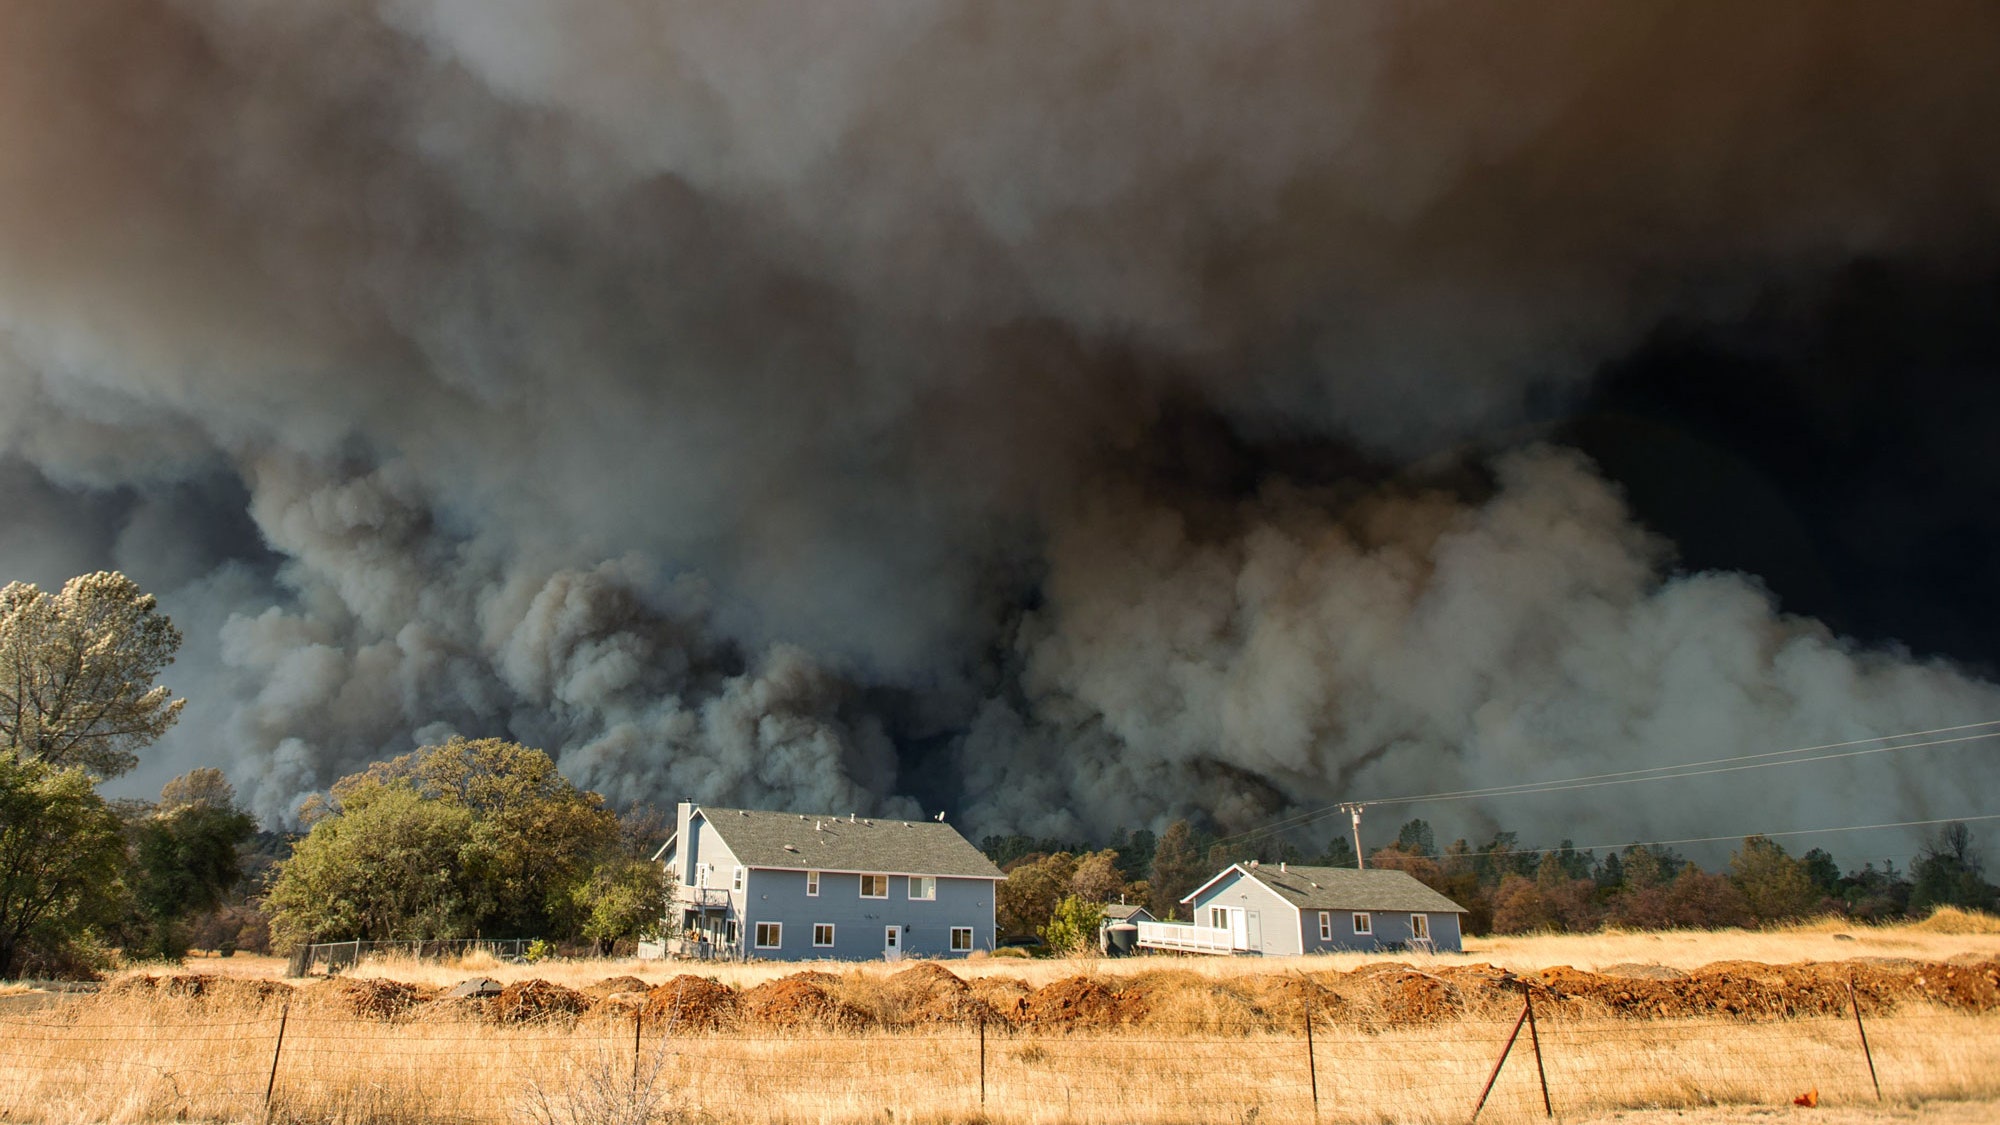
top-left (806, 870), bottom-right (820, 897)
top-left (732, 866), bottom-right (746, 892)
top-left (909, 875), bottom-right (936, 901)
top-left (860, 874), bottom-right (890, 899)
top-left (950, 926), bottom-right (973, 952)
top-left (1183, 864), bottom-right (1304, 951)
top-left (1411, 913), bottom-right (1430, 941)
top-left (754, 921), bottom-right (782, 949)
top-left (650, 832), bottom-right (678, 864)
top-left (1352, 912), bottom-right (1372, 935)
top-left (1318, 911), bottom-right (1331, 941)
top-left (812, 923), bottom-right (835, 948)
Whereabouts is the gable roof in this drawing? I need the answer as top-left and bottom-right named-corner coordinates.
top-left (1100, 902), bottom-right (1153, 923)
top-left (692, 806), bottom-right (1005, 880)
top-left (1191, 864), bottom-right (1466, 914)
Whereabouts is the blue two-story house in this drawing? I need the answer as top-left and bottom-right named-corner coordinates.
top-left (652, 802), bottom-right (1006, 961)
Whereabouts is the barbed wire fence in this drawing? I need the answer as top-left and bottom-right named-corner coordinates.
top-left (2, 984), bottom-right (1995, 1124)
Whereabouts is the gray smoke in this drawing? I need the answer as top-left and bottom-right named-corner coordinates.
top-left (1, 2), bottom-right (1998, 853)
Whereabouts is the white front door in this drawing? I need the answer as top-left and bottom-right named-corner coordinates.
top-left (884, 925), bottom-right (902, 961)
top-left (1227, 908), bottom-right (1249, 950)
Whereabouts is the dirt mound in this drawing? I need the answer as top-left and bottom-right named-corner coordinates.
top-left (741, 973), bottom-right (867, 1029)
top-left (644, 976), bottom-right (739, 1031)
top-left (493, 980), bottom-right (591, 1023)
top-left (883, 962), bottom-right (993, 1024)
top-left (967, 975), bottom-right (1033, 1022)
top-left (586, 975), bottom-right (649, 996)
top-left (322, 978), bottom-right (438, 1019)
top-left (1367, 968), bottom-right (1466, 1025)
top-left (1600, 963), bottom-right (1688, 981)
top-left (1018, 975), bottom-right (1123, 1029)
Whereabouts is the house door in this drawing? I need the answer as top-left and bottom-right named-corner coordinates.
top-left (1227, 908), bottom-right (1249, 950)
top-left (884, 925), bottom-right (902, 961)
top-left (1245, 911), bottom-right (1262, 952)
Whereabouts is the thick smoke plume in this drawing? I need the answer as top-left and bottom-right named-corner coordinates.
top-left (2, 2), bottom-right (1999, 852)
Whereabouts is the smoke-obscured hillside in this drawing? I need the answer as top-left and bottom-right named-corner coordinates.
top-left (3, 2), bottom-right (2000, 854)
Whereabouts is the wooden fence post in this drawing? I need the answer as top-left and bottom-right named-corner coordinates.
top-left (264, 999), bottom-right (290, 1114)
top-left (1848, 975), bottom-right (1882, 1102)
top-left (1523, 985), bottom-right (1552, 1118)
top-left (978, 1009), bottom-right (988, 1110)
top-left (632, 1007), bottom-right (643, 1092)
top-left (1470, 996), bottom-right (1531, 1124)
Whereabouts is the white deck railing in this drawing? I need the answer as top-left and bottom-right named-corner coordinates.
top-left (1134, 920), bottom-right (1239, 954)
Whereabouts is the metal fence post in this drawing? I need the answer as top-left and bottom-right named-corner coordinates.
top-left (633, 1008), bottom-right (643, 1093)
top-left (1304, 988), bottom-right (1319, 1118)
top-left (1523, 985), bottom-right (1552, 1118)
top-left (264, 999), bottom-right (290, 1114)
top-left (978, 1009), bottom-right (988, 1110)
top-left (1470, 994), bottom-right (1530, 1124)
top-left (1848, 974), bottom-right (1882, 1102)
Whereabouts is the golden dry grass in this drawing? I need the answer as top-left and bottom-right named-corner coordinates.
top-left (3, 981), bottom-right (1996, 1125)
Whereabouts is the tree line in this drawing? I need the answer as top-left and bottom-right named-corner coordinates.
top-left (0, 572), bottom-right (669, 978)
top-left (984, 813), bottom-right (1998, 942)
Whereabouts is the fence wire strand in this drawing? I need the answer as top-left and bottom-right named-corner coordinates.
top-left (0, 995), bottom-right (1994, 1125)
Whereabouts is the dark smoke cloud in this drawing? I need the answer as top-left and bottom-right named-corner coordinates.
top-left (2, 2), bottom-right (1999, 856)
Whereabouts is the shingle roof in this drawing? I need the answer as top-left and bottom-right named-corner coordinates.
top-left (1232, 865), bottom-right (1466, 914)
top-left (1100, 902), bottom-right (1152, 923)
top-left (696, 807), bottom-right (1005, 880)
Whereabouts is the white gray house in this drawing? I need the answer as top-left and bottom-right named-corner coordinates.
top-left (1138, 862), bottom-right (1467, 955)
top-left (649, 802), bottom-right (1005, 962)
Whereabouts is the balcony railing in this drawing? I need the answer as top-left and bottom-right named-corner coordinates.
top-left (1134, 920), bottom-right (1241, 954)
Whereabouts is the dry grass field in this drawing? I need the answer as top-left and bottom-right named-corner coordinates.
top-left (4, 914), bottom-right (1995, 1125)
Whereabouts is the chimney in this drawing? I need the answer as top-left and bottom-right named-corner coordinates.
top-left (674, 801), bottom-right (695, 884)
top-left (1280, 862), bottom-right (1287, 873)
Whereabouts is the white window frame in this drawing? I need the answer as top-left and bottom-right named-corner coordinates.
top-left (813, 923), bottom-right (835, 948)
top-left (860, 874), bottom-right (889, 899)
top-left (806, 870), bottom-right (820, 897)
top-left (909, 875), bottom-right (936, 901)
top-left (1318, 911), bottom-right (1332, 941)
top-left (1411, 913), bottom-right (1430, 940)
top-left (695, 862), bottom-right (709, 889)
top-left (1208, 906), bottom-right (1228, 930)
top-left (1352, 912), bottom-right (1372, 935)
top-left (950, 927), bottom-right (973, 952)
top-left (732, 866), bottom-right (746, 893)
top-left (754, 922), bottom-right (782, 949)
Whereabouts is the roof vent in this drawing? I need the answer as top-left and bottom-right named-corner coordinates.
top-left (814, 820), bottom-right (822, 831)
top-left (849, 812), bottom-right (856, 823)
top-left (1248, 860), bottom-right (1258, 868)
top-left (783, 844), bottom-right (798, 852)
top-left (864, 819), bottom-right (872, 827)
top-left (904, 822), bottom-right (912, 828)
top-left (739, 810), bottom-right (749, 817)
top-left (1280, 862), bottom-right (1287, 873)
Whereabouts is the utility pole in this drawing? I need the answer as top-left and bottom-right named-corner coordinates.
top-left (1340, 803), bottom-right (1367, 869)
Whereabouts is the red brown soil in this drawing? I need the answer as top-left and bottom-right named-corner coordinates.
top-left (1017, 975), bottom-right (1123, 1029)
top-left (93, 957), bottom-right (2000, 1031)
top-left (585, 975), bottom-right (649, 996)
top-left (320, 978), bottom-right (439, 1018)
top-left (492, 979), bottom-right (591, 1023)
top-left (740, 972), bottom-right (868, 1029)
top-left (643, 975), bottom-right (739, 1031)
top-left (107, 974), bottom-right (294, 1005)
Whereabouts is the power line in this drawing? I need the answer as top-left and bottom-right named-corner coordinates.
top-left (1214, 719), bottom-right (2000, 848)
top-left (1384, 812), bottom-right (2000, 863)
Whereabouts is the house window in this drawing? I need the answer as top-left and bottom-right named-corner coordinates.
top-left (909, 876), bottom-right (936, 901)
top-left (1411, 913), bottom-right (1430, 941)
top-left (732, 867), bottom-right (746, 892)
top-left (951, 927), bottom-right (973, 952)
top-left (860, 874), bottom-right (889, 898)
top-left (813, 923), bottom-right (835, 947)
top-left (755, 922), bottom-right (782, 949)
top-left (695, 863), bottom-right (709, 889)
top-left (726, 920), bottom-right (739, 944)
top-left (807, 870), bottom-right (820, 897)
top-left (1208, 907), bottom-right (1228, 930)
top-left (1318, 911), bottom-right (1332, 941)
top-left (1352, 912), bottom-right (1372, 935)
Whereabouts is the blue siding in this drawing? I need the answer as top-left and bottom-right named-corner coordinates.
top-left (1187, 870), bottom-right (1302, 956)
top-left (1189, 866), bottom-right (1466, 955)
top-left (742, 869), bottom-right (998, 961)
top-left (1297, 906), bottom-right (1462, 953)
